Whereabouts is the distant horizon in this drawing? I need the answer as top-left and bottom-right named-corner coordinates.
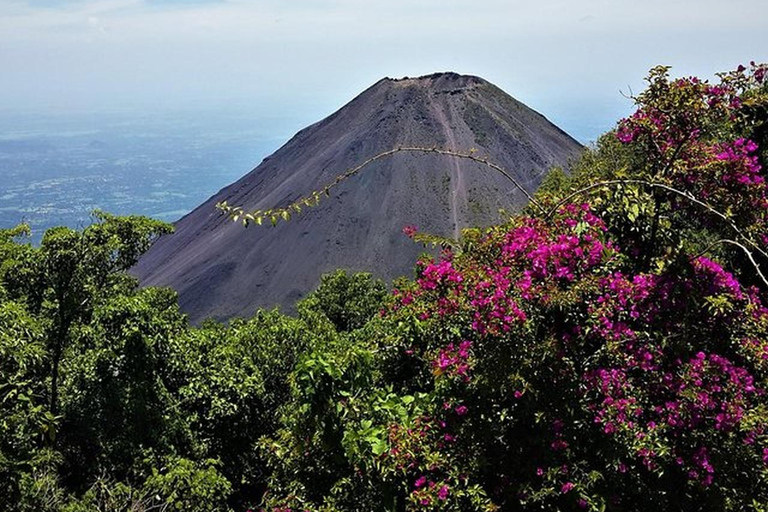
top-left (0, 68), bottom-right (631, 146)
top-left (3, 0), bottom-right (767, 145)
top-left (0, 107), bottom-right (285, 243)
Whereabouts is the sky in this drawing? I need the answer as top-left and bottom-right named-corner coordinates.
top-left (2, 0), bottom-right (768, 142)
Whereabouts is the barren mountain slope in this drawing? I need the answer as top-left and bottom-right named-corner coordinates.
top-left (134, 72), bottom-right (583, 322)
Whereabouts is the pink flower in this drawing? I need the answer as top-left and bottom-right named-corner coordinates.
top-left (414, 476), bottom-right (427, 489)
top-left (551, 439), bottom-right (568, 451)
top-left (561, 482), bottom-right (575, 493)
top-left (437, 484), bottom-right (450, 501)
top-left (455, 405), bottom-right (468, 416)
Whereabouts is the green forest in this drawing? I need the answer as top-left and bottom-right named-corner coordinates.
top-left (2, 64), bottom-right (768, 511)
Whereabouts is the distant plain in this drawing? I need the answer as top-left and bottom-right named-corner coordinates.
top-left (0, 107), bottom-right (301, 244)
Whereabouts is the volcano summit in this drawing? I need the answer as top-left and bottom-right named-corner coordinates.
top-left (134, 72), bottom-right (583, 322)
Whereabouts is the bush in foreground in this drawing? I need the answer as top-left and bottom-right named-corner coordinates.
top-left (260, 63), bottom-right (768, 511)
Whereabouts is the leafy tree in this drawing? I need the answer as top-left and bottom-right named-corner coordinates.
top-left (169, 309), bottom-right (337, 508)
top-left (59, 457), bottom-right (232, 512)
top-left (298, 270), bottom-right (388, 332)
top-left (1, 212), bottom-right (172, 416)
top-left (0, 214), bottom-right (175, 509)
top-left (0, 300), bottom-right (53, 505)
top-left (58, 286), bottom-right (187, 490)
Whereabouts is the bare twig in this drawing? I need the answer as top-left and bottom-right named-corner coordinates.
top-left (695, 238), bottom-right (768, 288)
top-left (545, 178), bottom-right (768, 266)
top-left (218, 147), bottom-right (546, 228)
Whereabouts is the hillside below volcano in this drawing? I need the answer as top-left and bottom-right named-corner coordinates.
top-left (134, 72), bottom-right (583, 323)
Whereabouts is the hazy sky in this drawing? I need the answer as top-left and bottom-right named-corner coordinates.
top-left (2, 0), bottom-right (767, 141)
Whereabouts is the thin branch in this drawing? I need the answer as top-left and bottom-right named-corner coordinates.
top-left (659, 133), bottom-right (690, 178)
top-left (545, 178), bottom-right (768, 264)
top-left (398, 147), bottom-right (547, 213)
top-left (218, 147), bottom-right (546, 227)
top-left (695, 238), bottom-right (768, 288)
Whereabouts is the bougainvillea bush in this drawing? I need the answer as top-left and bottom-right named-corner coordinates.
top-left (259, 63), bottom-right (768, 511)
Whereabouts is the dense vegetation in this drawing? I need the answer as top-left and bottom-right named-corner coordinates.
top-left (1, 63), bottom-right (767, 511)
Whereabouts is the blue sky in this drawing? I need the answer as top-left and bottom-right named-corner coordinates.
top-left (2, 0), bottom-right (767, 141)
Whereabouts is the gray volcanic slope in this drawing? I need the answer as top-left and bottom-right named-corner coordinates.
top-left (134, 72), bottom-right (583, 323)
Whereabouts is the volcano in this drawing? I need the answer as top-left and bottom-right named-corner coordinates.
top-left (134, 72), bottom-right (583, 322)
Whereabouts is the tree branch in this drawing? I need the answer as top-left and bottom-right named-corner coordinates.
top-left (695, 238), bottom-right (768, 288)
top-left (218, 147), bottom-right (547, 229)
top-left (545, 178), bottom-right (768, 271)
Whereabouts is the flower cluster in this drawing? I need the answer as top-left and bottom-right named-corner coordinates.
top-left (692, 255), bottom-right (744, 300)
top-left (715, 138), bottom-right (763, 186)
top-left (613, 64), bottom-right (768, 238)
top-left (411, 477), bottom-right (451, 507)
top-left (432, 340), bottom-right (473, 381)
top-left (416, 259), bottom-right (464, 292)
top-left (403, 224), bottom-right (418, 239)
top-left (396, 203), bottom-right (615, 341)
top-left (581, 255), bottom-right (768, 487)
top-left (386, 185), bottom-right (768, 506)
